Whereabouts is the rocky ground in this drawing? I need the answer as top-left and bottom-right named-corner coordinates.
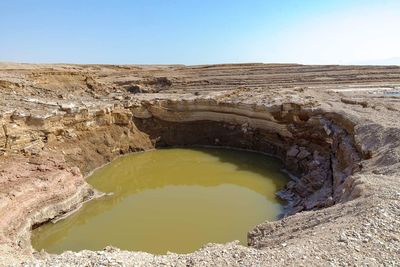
top-left (0, 63), bottom-right (399, 266)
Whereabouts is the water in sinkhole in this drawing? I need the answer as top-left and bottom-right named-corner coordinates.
top-left (32, 148), bottom-right (289, 254)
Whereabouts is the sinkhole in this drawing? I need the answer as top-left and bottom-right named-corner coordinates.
top-left (31, 147), bottom-right (289, 254)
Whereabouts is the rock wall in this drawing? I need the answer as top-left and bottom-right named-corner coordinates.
top-left (130, 98), bottom-right (362, 214)
top-left (0, 103), bottom-right (154, 258)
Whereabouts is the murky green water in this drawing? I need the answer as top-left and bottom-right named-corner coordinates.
top-left (32, 148), bottom-right (288, 254)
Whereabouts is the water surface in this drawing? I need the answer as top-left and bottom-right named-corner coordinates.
top-left (32, 148), bottom-right (288, 254)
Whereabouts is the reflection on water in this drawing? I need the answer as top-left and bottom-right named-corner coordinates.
top-left (32, 148), bottom-right (289, 254)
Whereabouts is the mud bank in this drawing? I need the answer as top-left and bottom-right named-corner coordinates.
top-left (0, 63), bottom-right (399, 266)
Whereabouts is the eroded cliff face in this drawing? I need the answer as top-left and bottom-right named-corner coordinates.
top-left (0, 63), bottom-right (399, 266)
top-left (130, 98), bottom-right (363, 213)
top-left (0, 103), bottom-right (155, 258)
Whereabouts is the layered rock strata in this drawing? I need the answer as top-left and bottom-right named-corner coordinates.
top-left (0, 63), bottom-right (399, 266)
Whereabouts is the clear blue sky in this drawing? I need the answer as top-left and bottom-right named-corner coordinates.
top-left (1, 0), bottom-right (399, 64)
